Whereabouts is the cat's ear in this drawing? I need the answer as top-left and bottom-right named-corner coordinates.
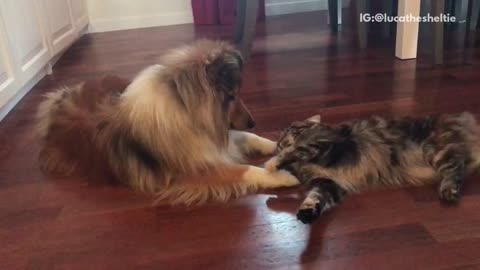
top-left (306, 115), bottom-right (321, 124)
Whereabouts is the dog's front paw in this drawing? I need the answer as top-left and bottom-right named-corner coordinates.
top-left (272, 170), bottom-right (300, 187)
top-left (264, 157), bottom-right (279, 172)
top-left (257, 138), bottom-right (277, 155)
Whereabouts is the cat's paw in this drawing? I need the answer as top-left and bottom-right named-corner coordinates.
top-left (297, 202), bottom-right (322, 224)
top-left (264, 157), bottom-right (279, 172)
top-left (297, 206), bottom-right (321, 224)
top-left (296, 200), bottom-right (325, 224)
top-left (439, 184), bottom-right (461, 203)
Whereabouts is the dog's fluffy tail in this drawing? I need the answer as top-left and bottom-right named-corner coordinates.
top-left (154, 165), bottom-right (300, 206)
top-left (36, 84), bottom-right (96, 175)
top-left (36, 76), bottom-right (130, 176)
top-left (36, 86), bottom-right (71, 139)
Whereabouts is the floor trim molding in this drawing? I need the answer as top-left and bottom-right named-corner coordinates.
top-left (266, 0), bottom-right (350, 16)
top-left (0, 68), bottom-right (46, 121)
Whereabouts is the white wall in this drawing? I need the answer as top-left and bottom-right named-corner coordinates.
top-left (86, 0), bottom-right (351, 33)
top-left (266, 0), bottom-right (350, 16)
top-left (87, 0), bottom-right (193, 33)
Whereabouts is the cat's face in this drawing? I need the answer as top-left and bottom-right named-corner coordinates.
top-left (277, 115), bottom-right (322, 150)
top-left (276, 115), bottom-right (357, 169)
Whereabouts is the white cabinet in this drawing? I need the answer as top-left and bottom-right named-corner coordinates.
top-left (0, 0), bottom-right (51, 85)
top-left (0, 0), bottom-right (88, 118)
top-left (41, 0), bottom-right (77, 55)
top-left (70, 0), bottom-right (89, 30)
top-left (0, 19), bottom-right (20, 109)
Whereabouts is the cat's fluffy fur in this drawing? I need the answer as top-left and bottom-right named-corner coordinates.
top-left (37, 40), bottom-right (299, 205)
top-left (266, 113), bottom-right (480, 223)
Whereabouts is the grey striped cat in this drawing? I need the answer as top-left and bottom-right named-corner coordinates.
top-left (265, 113), bottom-right (480, 224)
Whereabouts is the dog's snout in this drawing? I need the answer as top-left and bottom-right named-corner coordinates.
top-left (247, 119), bottom-right (256, 129)
top-left (229, 98), bottom-right (255, 130)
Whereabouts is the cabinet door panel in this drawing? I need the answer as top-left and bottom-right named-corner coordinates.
top-left (70, 0), bottom-right (88, 29)
top-left (43, 0), bottom-right (76, 54)
top-left (0, 0), bottom-right (50, 83)
top-left (0, 50), bottom-right (12, 90)
top-left (0, 31), bottom-right (17, 108)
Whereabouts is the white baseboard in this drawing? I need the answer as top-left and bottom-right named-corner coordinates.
top-left (266, 0), bottom-right (350, 16)
top-left (88, 12), bottom-right (194, 33)
top-left (0, 68), bottom-right (47, 121)
top-left (266, 0), bottom-right (327, 16)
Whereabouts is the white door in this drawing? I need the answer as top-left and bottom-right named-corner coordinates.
top-left (0, 0), bottom-right (50, 87)
top-left (69, 0), bottom-right (88, 30)
top-left (0, 18), bottom-right (21, 109)
top-left (42, 0), bottom-right (77, 55)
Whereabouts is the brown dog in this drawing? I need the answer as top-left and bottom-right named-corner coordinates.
top-left (36, 40), bottom-right (299, 205)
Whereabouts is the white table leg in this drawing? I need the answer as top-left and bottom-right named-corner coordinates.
top-left (395, 0), bottom-right (421, 59)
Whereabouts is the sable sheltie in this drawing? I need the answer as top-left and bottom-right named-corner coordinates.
top-left (36, 40), bottom-right (299, 205)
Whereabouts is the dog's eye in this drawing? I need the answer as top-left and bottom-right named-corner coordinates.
top-left (221, 68), bottom-right (234, 80)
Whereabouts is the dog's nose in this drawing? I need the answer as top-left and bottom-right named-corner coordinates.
top-left (247, 120), bottom-right (256, 129)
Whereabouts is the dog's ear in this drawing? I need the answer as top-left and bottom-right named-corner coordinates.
top-left (206, 51), bottom-right (243, 95)
top-left (231, 50), bottom-right (244, 71)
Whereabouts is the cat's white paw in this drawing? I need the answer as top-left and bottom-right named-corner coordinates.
top-left (264, 156), bottom-right (279, 172)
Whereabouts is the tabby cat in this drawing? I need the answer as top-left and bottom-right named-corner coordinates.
top-left (265, 113), bottom-right (480, 224)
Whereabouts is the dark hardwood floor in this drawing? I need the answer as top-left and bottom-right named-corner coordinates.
top-left (2, 11), bottom-right (480, 269)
